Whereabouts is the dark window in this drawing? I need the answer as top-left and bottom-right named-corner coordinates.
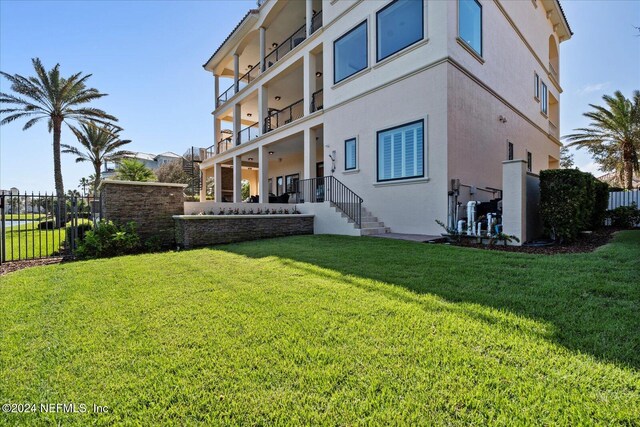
top-left (377, 120), bottom-right (424, 182)
top-left (376, 0), bottom-right (424, 62)
top-left (334, 21), bottom-right (368, 84)
top-left (541, 81), bottom-right (548, 114)
top-left (345, 138), bottom-right (357, 170)
top-left (285, 174), bottom-right (299, 193)
top-left (534, 73), bottom-right (540, 99)
top-left (508, 141), bottom-right (514, 160)
top-left (459, 0), bottom-right (482, 56)
top-left (527, 151), bottom-right (532, 172)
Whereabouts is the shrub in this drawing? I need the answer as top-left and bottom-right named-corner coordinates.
top-left (607, 203), bottom-right (640, 228)
top-left (539, 169), bottom-right (608, 242)
top-left (65, 223), bottom-right (94, 247)
top-left (75, 221), bottom-right (141, 259)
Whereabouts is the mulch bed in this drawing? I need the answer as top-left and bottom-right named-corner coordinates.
top-left (0, 257), bottom-right (65, 276)
top-left (445, 227), bottom-right (621, 255)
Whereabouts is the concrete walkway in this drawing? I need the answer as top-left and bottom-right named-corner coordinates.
top-left (369, 233), bottom-right (444, 243)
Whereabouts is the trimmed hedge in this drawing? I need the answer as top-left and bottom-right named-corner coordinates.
top-left (539, 169), bottom-right (609, 242)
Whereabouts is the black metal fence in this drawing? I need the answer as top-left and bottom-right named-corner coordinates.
top-left (311, 89), bottom-right (323, 113)
top-left (310, 11), bottom-right (323, 35)
top-left (0, 193), bottom-right (103, 263)
top-left (264, 24), bottom-right (306, 70)
top-left (264, 99), bottom-right (304, 133)
top-left (296, 176), bottom-right (363, 227)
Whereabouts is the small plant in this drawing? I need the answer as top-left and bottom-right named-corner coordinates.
top-left (218, 208), bottom-right (225, 215)
top-left (488, 233), bottom-right (521, 246)
top-left (277, 208), bottom-right (283, 214)
top-left (233, 208), bottom-right (240, 215)
top-left (435, 219), bottom-right (462, 243)
top-left (75, 220), bottom-right (141, 259)
top-left (256, 208), bottom-right (262, 215)
top-left (241, 209), bottom-right (246, 215)
top-left (607, 203), bottom-right (640, 228)
top-left (271, 209), bottom-right (277, 214)
top-left (284, 209), bottom-right (289, 214)
top-left (248, 209), bottom-right (254, 214)
top-left (292, 207), bottom-right (300, 214)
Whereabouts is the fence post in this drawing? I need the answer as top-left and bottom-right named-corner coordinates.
top-left (0, 195), bottom-right (5, 264)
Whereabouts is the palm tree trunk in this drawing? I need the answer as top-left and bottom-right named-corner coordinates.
top-left (94, 163), bottom-right (102, 195)
top-left (623, 143), bottom-right (634, 190)
top-left (52, 117), bottom-right (65, 227)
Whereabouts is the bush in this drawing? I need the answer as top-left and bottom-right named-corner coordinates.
top-left (607, 203), bottom-right (640, 228)
top-left (65, 223), bottom-right (94, 247)
top-left (539, 169), bottom-right (608, 242)
top-left (75, 221), bottom-right (141, 259)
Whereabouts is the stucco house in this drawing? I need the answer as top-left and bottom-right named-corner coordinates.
top-left (195, 0), bottom-right (571, 236)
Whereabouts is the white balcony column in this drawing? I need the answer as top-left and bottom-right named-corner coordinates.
top-left (214, 162), bottom-right (222, 202)
top-left (258, 145), bottom-right (270, 203)
top-left (303, 127), bottom-right (317, 179)
top-left (259, 27), bottom-right (266, 72)
top-left (213, 117), bottom-right (221, 153)
top-left (303, 51), bottom-right (316, 116)
top-left (258, 85), bottom-right (268, 134)
top-left (233, 103), bottom-right (242, 146)
top-left (306, 0), bottom-right (313, 37)
top-left (233, 53), bottom-right (240, 91)
top-left (199, 168), bottom-right (208, 202)
top-left (214, 74), bottom-right (220, 103)
top-left (233, 155), bottom-right (243, 203)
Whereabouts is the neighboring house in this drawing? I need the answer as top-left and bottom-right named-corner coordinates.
top-left (197, 0), bottom-right (571, 235)
top-left (103, 151), bottom-right (182, 178)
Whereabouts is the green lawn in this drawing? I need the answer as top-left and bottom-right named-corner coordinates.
top-left (1, 232), bottom-right (639, 425)
top-left (3, 226), bottom-right (66, 260)
top-left (4, 214), bottom-right (46, 221)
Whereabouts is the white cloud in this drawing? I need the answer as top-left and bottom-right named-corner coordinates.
top-left (577, 82), bottom-right (610, 95)
top-left (577, 161), bottom-right (603, 176)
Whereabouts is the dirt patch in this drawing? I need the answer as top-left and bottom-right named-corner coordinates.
top-left (0, 257), bottom-right (64, 276)
top-left (445, 228), bottom-right (620, 255)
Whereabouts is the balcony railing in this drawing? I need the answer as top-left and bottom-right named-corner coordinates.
top-left (237, 123), bottom-right (260, 145)
top-left (310, 11), bottom-right (323, 35)
top-left (548, 62), bottom-right (559, 81)
top-left (205, 144), bottom-right (215, 159)
top-left (264, 24), bottom-right (306, 71)
top-left (263, 98), bottom-right (304, 133)
top-left (548, 121), bottom-right (559, 139)
top-left (238, 62), bottom-right (261, 89)
top-left (217, 136), bottom-right (233, 154)
top-left (217, 85), bottom-right (236, 107)
top-left (310, 89), bottom-right (323, 113)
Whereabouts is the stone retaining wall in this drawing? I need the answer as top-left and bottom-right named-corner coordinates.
top-left (174, 215), bottom-right (314, 248)
top-left (100, 180), bottom-right (186, 247)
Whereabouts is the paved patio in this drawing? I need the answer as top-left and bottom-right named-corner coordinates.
top-left (369, 233), bottom-right (444, 243)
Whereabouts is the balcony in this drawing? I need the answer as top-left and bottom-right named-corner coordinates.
top-left (217, 136), bottom-right (233, 155)
top-left (548, 62), bottom-right (559, 82)
top-left (548, 121), bottom-right (559, 140)
top-left (237, 123), bottom-right (260, 145)
top-left (263, 98), bottom-right (304, 133)
top-left (310, 89), bottom-right (323, 113)
top-left (215, 10), bottom-right (323, 108)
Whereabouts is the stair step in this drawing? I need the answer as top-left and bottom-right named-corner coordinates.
top-left (361, 221), bottom-right (385, 228)
top-left (360, 227), bottom-right (391, 236)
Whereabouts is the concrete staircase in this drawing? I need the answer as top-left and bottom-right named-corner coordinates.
top-left (332, 204), bottom-right (390, 236)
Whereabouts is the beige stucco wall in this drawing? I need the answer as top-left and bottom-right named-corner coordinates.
top-left (323, 64), bottom-right (449, 235)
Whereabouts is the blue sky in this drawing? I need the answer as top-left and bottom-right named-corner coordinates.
top-left (0, 0), bottom-right (638, 193)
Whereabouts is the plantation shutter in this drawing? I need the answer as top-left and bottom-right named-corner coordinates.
top-left (377, 121), bottom-right (424, 181)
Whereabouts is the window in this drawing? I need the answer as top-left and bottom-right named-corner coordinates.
top-left (377, 120), bottom-right (424, 182)
top-left (507, 141), bottom-right (514, 160)
top-left (527, 151), bottom-right (532, 172)
top-left (459, 0), bottom-right (482, 56)
top-left (345, 138), bottom-right (357, 170)
top-left (376, 0), bottom-right (424, 62)
top-left (541, 81), bottom-right (548, 115)
top-left (534, 73), bottom-right (540, 100)
top-left (334, 21), bottom-right (368, 84)
top-left (285, 174), bottom-right (299, 193)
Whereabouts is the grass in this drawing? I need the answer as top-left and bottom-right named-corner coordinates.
top-left (2, 219), bottom-right (92, 260)
top-left (1, 232), bottom-right (639, 425)
top-left (4, 214), bottom-right (46, 221)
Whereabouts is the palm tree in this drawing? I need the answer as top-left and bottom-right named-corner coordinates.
top-left (0, 58), bottom-right (117, 198)
top-left (115, 159), bottom-right (156, 182)
top-left (564, 90), bottom-right (640, 190)
top-left (62, 122), bottom-right (132, 194)
top-left (78, 177), bottom-right (90, 196)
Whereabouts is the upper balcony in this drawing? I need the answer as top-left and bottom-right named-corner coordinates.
top-left (207, 0), bottom-right (323, 110)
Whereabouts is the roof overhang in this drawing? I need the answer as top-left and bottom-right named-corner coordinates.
top-left (203, 10), bottom-right (260, 72)
top-left (542, 0), bottom-right (573, 42)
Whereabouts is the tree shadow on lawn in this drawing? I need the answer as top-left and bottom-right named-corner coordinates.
top-left (214, 231), bottom-right (640, 370)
